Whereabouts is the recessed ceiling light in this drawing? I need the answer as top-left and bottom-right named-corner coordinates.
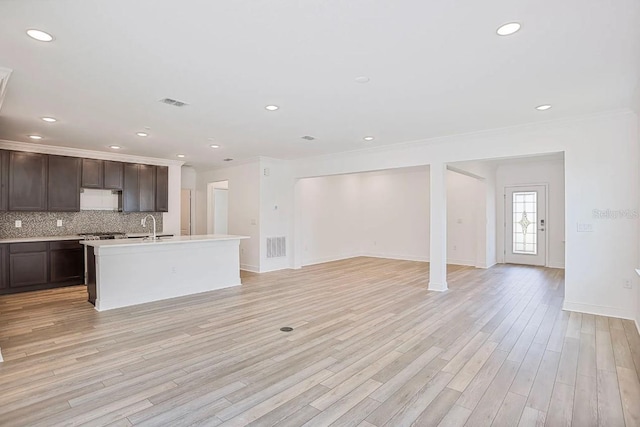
top-left (26, 29), bottom-right (54, 42)
top-left (136, 132), bottom-right (148, 137)
top-left (535, 104), bottom-right (552, 111)
top-left (41, 117), bottom-right (57, 123)
top-left (496, 22), bottom-right (521, 36)
top-left (28, 135), bottom-right (43, 140)
top-left (363, 136), bottom-right (375, 141)
top-left (177, 154), bottom-right (185, 158)
top-left (265, 105), bottom-right (279, 111)
top-left (355, 76), bottom-right (370, 84)
top-left (209, 144), bottom-right (220, 149)
top-left (110, 145), bottom-right (121, 149)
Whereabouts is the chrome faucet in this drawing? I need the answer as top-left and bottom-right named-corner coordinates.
top-left (141, 215), bottom-right (157, 240)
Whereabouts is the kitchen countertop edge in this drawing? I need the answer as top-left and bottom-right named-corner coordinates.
top-left (0, 235), bottom-right (84, 244)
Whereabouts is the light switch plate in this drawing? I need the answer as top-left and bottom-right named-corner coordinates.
top-left (15, 220), bottom-right (21, 228)
top-left (57, 219), bottom-right (63, 227)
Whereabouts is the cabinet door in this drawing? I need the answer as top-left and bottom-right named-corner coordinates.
top-left (139, 164), bottom-right (156, 212)
top-left (155, 166), bottom-right (169, 212)
top-left (122, 163), bottom-right (140, 212)
top-left (9, 151), bottom-right (47, 211)
top-left (48, 155), bottom-right (81, 211)
top-left (50, 246), bottom-right (84, 283)
top-left (0, 150), bottom-right (8, 211)
top-left (81, 158), bottom-right (103, 188)
top-left (9, 250), bottom-right (48, 287)
top-left (0, 244), bottom-right (6, 289)
top-left (104, 161), bottom-right (123, 190)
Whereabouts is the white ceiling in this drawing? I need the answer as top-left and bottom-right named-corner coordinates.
top-left (0, 0), bottom-right (639, 168)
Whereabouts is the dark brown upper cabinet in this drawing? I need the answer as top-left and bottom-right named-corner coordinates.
top-left (139, 164), bottom-right (156, 212)
top-left (120, 163), bottom-right (162, 212)
top-left (103, 161), bottom-right (124, 190)
top-left (0, 150), bottom-right (8, 211)
top-left (81, 158), bottom-right (104, 188)
top-left (122, 163), bottom-right (140, 212)
top-left (155, 166), bottom-right (169, 212)
top-left (48, 155), bottom-right (81, 212)
top-left (8, 151), bottom-right (47, 211)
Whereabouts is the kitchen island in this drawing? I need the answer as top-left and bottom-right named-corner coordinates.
top-left (82, 234), bottom-right (249, 311)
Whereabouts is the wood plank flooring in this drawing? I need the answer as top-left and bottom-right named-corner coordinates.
top-left (1, 257), bottom-right (639, 426)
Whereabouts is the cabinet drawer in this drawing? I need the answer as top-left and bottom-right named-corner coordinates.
top-left (49, 240), bottom-right (83, 250)
top-left (10, 242), bottom-right (48, 253)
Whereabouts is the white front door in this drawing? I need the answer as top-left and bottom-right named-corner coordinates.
top-left (505, 185), bottom-right (547, 266)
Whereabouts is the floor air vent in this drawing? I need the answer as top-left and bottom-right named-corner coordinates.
top-left (266, 237), bottom-right (286, 258)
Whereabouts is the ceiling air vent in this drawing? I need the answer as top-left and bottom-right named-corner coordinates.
top-left (301, 135), bottom-right (316, 141)
top-left (159, 98), bottom-right (189, 107)
top-left (223, 158), bottom-right (234, 162)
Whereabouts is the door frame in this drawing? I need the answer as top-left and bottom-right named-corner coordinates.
top-left (503, 183), bottom-right (549, 267)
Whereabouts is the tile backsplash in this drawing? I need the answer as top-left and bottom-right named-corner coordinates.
top-left (0, 211), bottom-right (163, 238)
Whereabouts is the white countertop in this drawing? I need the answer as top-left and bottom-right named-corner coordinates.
top-left (81, 234), bottom-right (249, 248)
top-left (0, 233), bottom-right (174, 244)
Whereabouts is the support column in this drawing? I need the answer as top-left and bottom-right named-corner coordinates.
top-left (292, 179), bottom-right (303, 269)
top-left (429, 162), bottom-right (448, 291)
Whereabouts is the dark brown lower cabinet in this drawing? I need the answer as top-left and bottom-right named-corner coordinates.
top-left (49, 241), bottom-right (84, 283)
top-left (0, 240), bottom-right (85, 294)
top-left (9, 242), bottom-right (48, 288)
top-left (0, 244), bottom-right (6, 289)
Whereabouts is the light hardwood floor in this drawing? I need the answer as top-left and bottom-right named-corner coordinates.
top-left (1, 258), bottom-right (639, 426)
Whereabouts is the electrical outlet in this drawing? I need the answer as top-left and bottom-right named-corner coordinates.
top-left (624, 280), bottom-right (633, 289)
top-left (57, 219), bottom-right (63, 227)
top-left (15, 220), bottom-right (21, 228)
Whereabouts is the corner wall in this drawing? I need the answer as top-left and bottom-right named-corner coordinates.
top-left (290, 111), bottom-right (639, 320)
top-left (196, 161), bottom-right (261, 272)
top-left (496, 158), bottom-right (565, 268)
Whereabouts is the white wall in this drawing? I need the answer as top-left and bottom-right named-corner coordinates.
top-left (299, 173), bottom-right (363, 265)
top-left (496, 158), bottom-right (565, 268)
top-left (447, 170), bottom-right (480, 266)
top-left (260, 158), bottom-right (295, 272)
top-left (196, 161), bottom-right (261, 272)
top-left (299, 166), bottom-right (485, 266)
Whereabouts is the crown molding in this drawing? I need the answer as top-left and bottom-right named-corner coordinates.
top-left (0, 139), bottom-right (184, 166)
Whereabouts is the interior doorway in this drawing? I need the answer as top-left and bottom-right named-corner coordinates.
top-left (207, 180), bottom-right (229, 235)
top-left (180, 189), bottom-right (192, 236)
top-left (505, 185), bottom-right (547, 266)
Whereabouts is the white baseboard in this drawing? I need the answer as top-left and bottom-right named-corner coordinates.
top-left (548, 260), bottom-right (566, 269)
top-left (240, 263), bottom-right (260, 273)
top-left (563, 301), bottom-right (634, 321)
top-left (475, 262), bottom-right (497, 269)
top-left (447, 258), bottom-right (476, 267)
top-left (303, 253), bottom-right (360, 267)
top-left (362, 252), bottom-right (428, 263)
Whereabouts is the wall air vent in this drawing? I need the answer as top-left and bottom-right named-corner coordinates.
top-left (266, 236), bottom-right (286, 258)
top-left (0, 67), bottom-right (13, 111)
top-left (301, 135), bottom-right (316, 141)
top-left (159, 98), bottom-right (189, 107)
